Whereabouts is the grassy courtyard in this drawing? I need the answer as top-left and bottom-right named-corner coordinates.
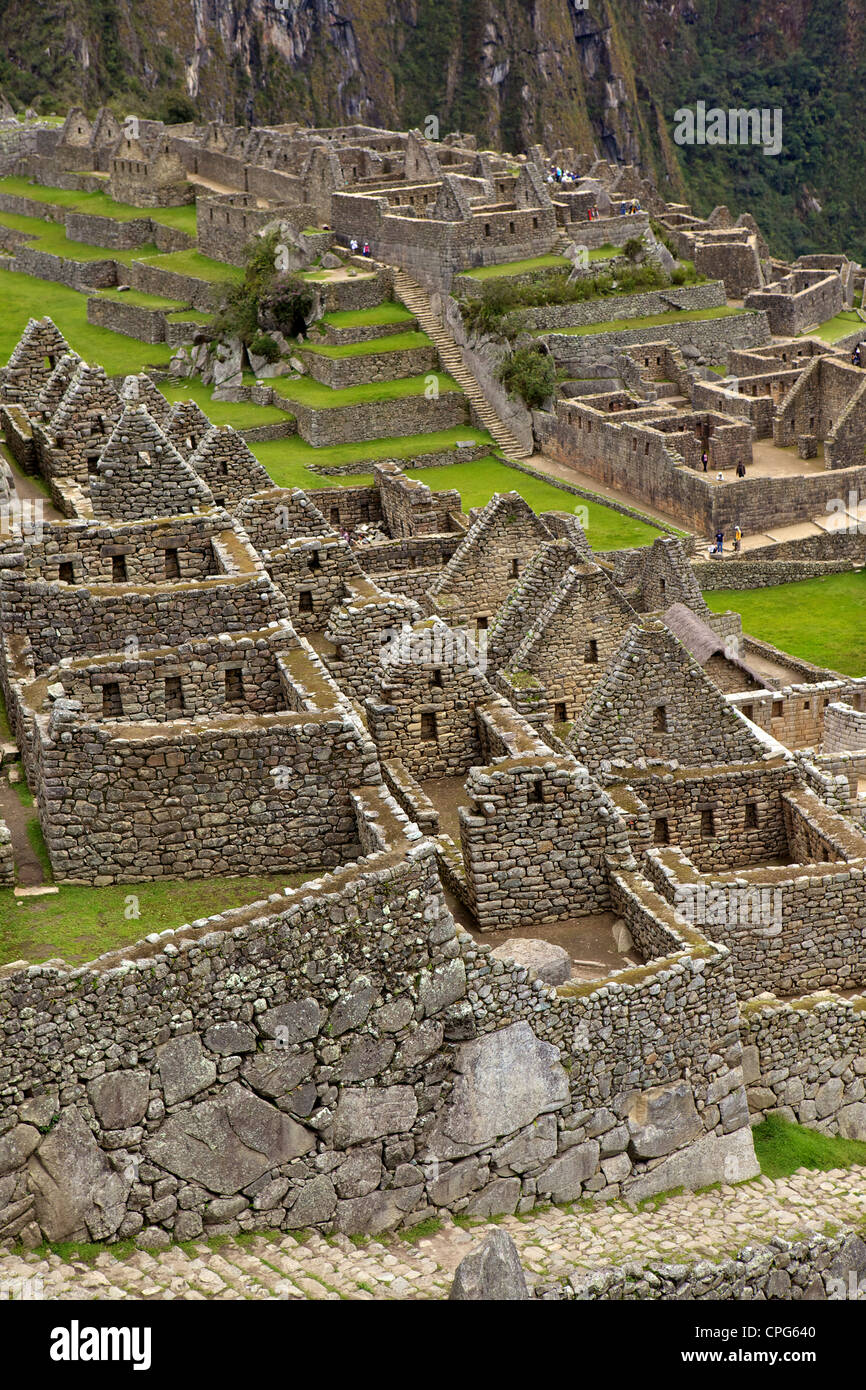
top-left (0, 208), bottom-right (158, 264)
top-left (0, 873), bottom-right (319, 967)
top-left (157, 380), bottom-right (294, 429)
top-left (456, 247), bottom-right (617, 281)
top-left (0, 174), bottom-right (198, 235)
top-left (704, 570), bottom-right (866, 676)
top-left (545, 305), bottom-right (747, 337)
top-left (402, 458), bottom-right (665, 549)
top-left (0, 267), bottom-right (174, 373)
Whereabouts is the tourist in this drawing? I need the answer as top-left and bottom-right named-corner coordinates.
top-left (349, 237), bottom-right (358, 254)
top-left (620, 200), bottom-right (626, 216)
top-left (854, 345), bottom-right (863, 368)
top-left (715, 529), bottom-right (724, 554)
top-left (734, 524), bottom-right (742, 553)
top-left (736, 460), bottom-right (746, 478)
top-left (701, 451), bottom-right (708, 472)
top-left (362, 242), bottom-right (370, 257)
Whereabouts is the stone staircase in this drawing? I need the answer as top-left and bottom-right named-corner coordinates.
top-left (393, 271), bottom-right (532, 460)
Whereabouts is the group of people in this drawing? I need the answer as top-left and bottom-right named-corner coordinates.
top-left (701, 451), bottom-right (747, 481)
top-left (586, 204), bottom-right (602, 220)
top-left (547, 165), bottom-right (579, 184)
top-left (618, 199), bottom-right (642, 215)
top-left (710, 524), bottom-right (743, 556)
top-left (348, 238), bottom-right (372, 257)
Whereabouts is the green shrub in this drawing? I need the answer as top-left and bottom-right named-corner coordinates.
top-left (497, 345), bottom-right (556, 410)
top-left (213, 229), bottom-right (314, 344)
top-left (622, 237), bottom-right (645, 262)
top-left (250, 333), bottom-right (280, 363)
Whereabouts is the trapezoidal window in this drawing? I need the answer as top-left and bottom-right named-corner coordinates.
top-left (528, 779), bottom-right (544, 803)
top-left (308, 549), bottom-right (321, 571)
top-left (164, 548), bottom-right (180, 579)
top-left (477, 616), bottom-right (488, 630)
top-left (742, 704), bottom-right (754, 720)
top-left (510, 558), bottom-right (520, 578)
top-left (112, 554), bottom-right (127, 582)
top-left (224, 669), bottom-right (244, 703)
top-left (420, 711), bottom-right (438, 740)
top-left (700, 808), bottom-right (716, 837)
top-left (431, 668), bottom-right (443, 688)
top-left (298, 590), bottom-right (314, 613)
top-left (164, 676), bottom-right (184, 713)
top-left (329, 507), bottom-right (340, 526)
top-left (102, 682), bottom-right (122, 717)
top-left (554, 701), bottom-right (567, 723)
top-left (652, 704), bottom-right (668, 732)
top-left (584, 639), bottom-right (598, 664)
top-left (58, 562), bottom-right (74, 584)
top-left (653, 816), bottom-right (669, 844)
top-left (744, 802), bottom-right (758, 829)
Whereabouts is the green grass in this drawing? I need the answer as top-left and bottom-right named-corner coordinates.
top-left (753, 1114), bottom-right (866, 1179)
top-left (804, 310), bottom-right (863, 344)
top-left (275, 371), bottom-right (460, 409)
top-left (457, 248), bottom-right (617, 281)
top-left (544, 305), bottom-right (747, 336)
top-left (0, 268), bottom-right (174, 373)
top-left (248, 426), bottom-right (493, 490)
top-left (0, 209), bottom-right (158, 265)
top-left (703, 571), bottom-right (866, 676)
top-left (404, 458), bottom-right (665, 549)
top-left (320, 303), bottom-right (415, 329)
top-left (94, 288), bottom-right (188, 311)
top-left (301, 330), bottom-right (432, 358)
top-left (157, 380), bottom-right (293, 429)
top-left (0, 175), bottom-right (197, 235)
top-left (0, 685), bottom-right (11, 742)
top-left (136, 249), bottom-right (242, 284)
top-left (0, 871), bottom-right (319, 967)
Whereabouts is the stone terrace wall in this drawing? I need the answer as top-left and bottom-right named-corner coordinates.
top-left (544, 311), bottom-right (771, 370)
top-left (9, 244), bottom-right (118, 290)
top-left (540, 1231), bottom-right (866, 1300)
top-left (86, 296), bottom-right (171, 344)
top-left (300, 344), bottom-right (437, 390)
top-left (0, 837), bottom-right (756, 1243)
top-left (697, 559), bottom-right (854, 588)
top-left (741, 996), bottom-right (866, 1138)
top-left (515, 280), bottom-right (727, 332)
top-left (289, 391), bottom-right (467, 447)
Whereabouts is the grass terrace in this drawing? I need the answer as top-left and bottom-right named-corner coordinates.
top-left (158, 380), bottom-right (294, 429)
top-left (247, 426), bottom-right (494, 488)
top-left (544, 305), bottom-right (747, 336)
top-left (320, 303), bottom-right (415, 329)
top-left (456, 248), bottom-right (617, 281)
top-left (0, 872), bottom-right (319, 967)
top-left (0, 267), bottom-right (174, 372)
top-left (802, 309), bottom-right (863, 344)
top-left (94, 288), bottom-right (189, 311)
top-left (274, 371), bottom-right (460, 409)
top-left (0, 174), bottom-right (198, 235)
top-left (301, 330), bottom-right (432, 358)
top-left (402, 458), bottom-right (666, 549)
top-left (0, 209), bottom-right (158, 264)
top-left (135, 249), bottom-right (242, 283)
top-left (704, 570), bottom-right (866, 676)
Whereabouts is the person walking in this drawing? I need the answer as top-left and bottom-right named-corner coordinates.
top-left (715, 529), bottom-right (724, 555)
top-left (736, 460), bottom-right (746, 478)
top-left (854, 345), bottom-right (863, 369)
top-left (734, 523), bottom-right (742, 553)
top-left (702, 451), bottom-right (708, 472)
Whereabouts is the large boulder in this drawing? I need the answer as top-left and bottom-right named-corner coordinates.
top-left (490, 938), bottom-right (571, 985)
top-left (625, 1126), bottom-right (759, 1202)
top-left (332, 1086), bottom-right (418, 1148)
top-left (146, 1082), bottom-right (315, 1194)
top-left (449, 1229), bottom-right (529, 1301)
top-left (156, 1035), bottom-right (216, 1107)
top-left (87, 1070), bottom-right (150, 1130)
top-left (626, 1081), bottom-right (702, 1160)
top-left (425, 1022), bottom-right (569, 1159)
top-left (27, 1108), bottom-right (130, 1242)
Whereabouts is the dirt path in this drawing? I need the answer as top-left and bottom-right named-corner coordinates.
top-left (0, 780), bottom-right (44, 887)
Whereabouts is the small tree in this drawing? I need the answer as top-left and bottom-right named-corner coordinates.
top-left (497, 345), bottom-right (556, 410)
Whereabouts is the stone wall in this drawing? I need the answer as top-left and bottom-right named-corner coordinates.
top-left (544, 312), bottom-right (771, 370)
top-left (9, 245), bottom-right (118, 290)
top-left (289, 391), bottom-right (466, 447)
top-left (516, 280), bottom-right (727, 333)
top-left (0, 833), bottom-right (756, 1243)
top-left (539, 1231), bottom-right (866, 1300)
top-left (741, 997), bottom-right (866, 1138)
top-left (300, 344), bottom-right (438, 389)
top-left (86, 296), bottom-right (171, 344)
top-left (126, 261), bottom-right (223, 313)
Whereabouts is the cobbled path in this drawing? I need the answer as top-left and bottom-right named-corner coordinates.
top-left (2, 1167), bottom-right (865, 1299)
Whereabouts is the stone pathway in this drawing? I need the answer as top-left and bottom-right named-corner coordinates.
top-left (2, 1166), bottom-right (865, 1299)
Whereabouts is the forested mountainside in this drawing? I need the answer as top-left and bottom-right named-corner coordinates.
top-left (0, 0), bottom-right (863, 258)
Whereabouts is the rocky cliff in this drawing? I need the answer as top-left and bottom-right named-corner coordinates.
top-left (0, 0), bottom-right (862, 258)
